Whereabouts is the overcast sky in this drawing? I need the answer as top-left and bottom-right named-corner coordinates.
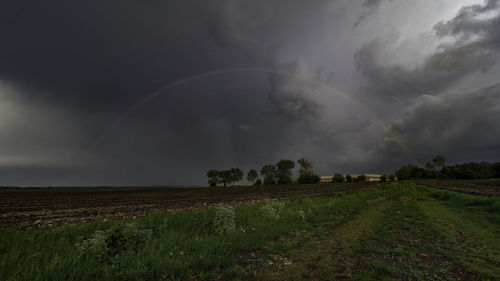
top-left (1, 0), bottom-right (499, 186)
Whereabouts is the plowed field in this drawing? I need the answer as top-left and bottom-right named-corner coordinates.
top-left (0, 183), bottom-right (374, 227)
top-left (418, 180), bottom-right (500, 196)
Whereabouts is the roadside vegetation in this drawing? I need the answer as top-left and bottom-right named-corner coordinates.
top-left (1, 182), bottom-right (499, 281)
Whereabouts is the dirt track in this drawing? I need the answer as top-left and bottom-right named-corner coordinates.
top-left (0, 183), bottom-right (374, 227)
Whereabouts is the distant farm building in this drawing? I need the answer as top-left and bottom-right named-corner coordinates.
top-left (350, 174), bottom-right (383, 182)
top-left (320, 176), bottom-right (333, 183)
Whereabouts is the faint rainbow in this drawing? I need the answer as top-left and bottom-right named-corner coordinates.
top-left (104, 67), bottom-right (417, 163)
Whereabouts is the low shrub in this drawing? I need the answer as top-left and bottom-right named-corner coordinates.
top-left (75, 230), bottom-right (108, 259)
top-left (259, 201), bottom-right (285, 220)
top-left (75, 223), bottom-right (152, 261)
top-left (298, 174), bottom-right (320, 184)
top-left (106, 223), bottom-right (152, 256)
top-left (212, 204), bottom-right (236, 235)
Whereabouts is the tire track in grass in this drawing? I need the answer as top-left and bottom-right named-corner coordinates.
top-left (236, 199), bottom-right (394, 281)
top-left (351, 199), bottom-right (475, 281)
top-left (418, 200), bottom-right (500, 279)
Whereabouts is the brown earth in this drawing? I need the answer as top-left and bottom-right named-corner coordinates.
top-left (0, 183), bottom-right (374, 227)
top-left (418, 180), bottom-right (500, 196)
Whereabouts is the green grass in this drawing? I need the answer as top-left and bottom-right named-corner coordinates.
top-left (1, 183), bottom-right (499, 281)
top-left (0, 187), bottom-right (386, 281)
top-left (419, 186), bottom-right (500, 279)
top-left (234, 183), bottom-right (500, 281)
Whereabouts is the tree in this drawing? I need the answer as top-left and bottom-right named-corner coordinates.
top-left (380, 175), bottom-right (387, 182)
top-left (276, 159), bottom-right (295, 184)
top-left (297, 158), bottom-right (313, 176)
top-left (345, 175), bottom-right (353, 183)
top-left (432, 155), bottom-right (446, 179)
top-left (218, 170), bottom-right (233, 187)
top-left (425, 162), bottom-right (434, 170)
top-left (297, 158), bottom-right (320, 184)
top-left (230, 168), bottom-right (243, 186)
top-left (261, 164), bottom-right (277, 185)
top-left (432, 155), bottom-right (446, 169)
top-left (395, 165), bottom-right (425, 180)
top-left (333, 173), bottom-right (345, 183)
top-left (493, 163), bottom-right (500, 178)
top-left (255, 179), bottom-right (262, 186)
top-left (397, 165), bottom-right (414, 180)
top-left (425, 162), bottom-right (438, 179)
top-left (207, 169), bottom-right (219, 187)
top-left (441, 162), bottom-right (494, 179)
top-left (246, 169), bottom-right (258, 185)
top-left (389, 174), bottom-right (396, 181)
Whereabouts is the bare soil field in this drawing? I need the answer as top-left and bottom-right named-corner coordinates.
top-left (0, 183), bottom-right (374, 227)
top-left (418, 179), bottom-right (500, 196)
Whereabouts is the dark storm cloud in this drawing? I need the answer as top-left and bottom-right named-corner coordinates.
top-left (1, 1), bottom-right (226, 109)
top-left (0, 0), bottom-right (338, 186)
top-left (434, 0), bottom-right (500, 47)
top-left (267, 62), bottom-right (330, 119)
top-left (386, 82), bottom-right (500, 163)
top-left (354, 0), bottom-right (500, 168)
top-left (354, 39), bottom-right (497, 100)
top-left (1, 0), bottom-right (500, 186)
top-left (0, 0), bottom-right (333, 111)
top-left (355, 0), bottom-right (500, 101)
top-left (353, 0), bottom-right (395, 27)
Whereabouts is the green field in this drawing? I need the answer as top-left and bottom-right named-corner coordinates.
top-left (1, 182), bottom-right (499, 280)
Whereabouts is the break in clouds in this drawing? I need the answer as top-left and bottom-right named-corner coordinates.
top-left (0, 0), bottom-right (499, 186)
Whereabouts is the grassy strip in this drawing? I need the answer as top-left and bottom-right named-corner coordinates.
top-left (418, 185), bottom-right (500, 279)
top-left (234, 186), bottom-right (399, 280)
top-left (351, 183), bottom-right (472, 280)
top-left (0, 186), bottom-right (385, 281)
top-left (235, 182), bottom-right (500, 281)
top-left (236, 201), bottom-right (390, 280)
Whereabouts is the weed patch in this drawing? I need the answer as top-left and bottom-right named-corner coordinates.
top-left (211, 204), bottom-right (236, 235)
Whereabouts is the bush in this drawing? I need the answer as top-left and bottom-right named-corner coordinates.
top-left (298, 174), bottom-right (320, 184)
top-left (259, 201), bottom-right (285, 220)
top-left (75, 223), bottom-right (152, 260)
top-left (106, 223), bottom-right (153, 257)
top-left (212, 204), bottom-right (236, 235)
top-left (254, 179), bottom-right (262, 186)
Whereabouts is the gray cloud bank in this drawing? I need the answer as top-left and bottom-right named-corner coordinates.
top-left (0, 0), bottom-right (499, 186)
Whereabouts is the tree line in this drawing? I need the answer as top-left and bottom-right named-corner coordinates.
top-left (394, 155), bottom-right (500, 180)
top-left (207, 155), bottom-right (500, 186)
top-left (206, 158), bottom-right (321, 187)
